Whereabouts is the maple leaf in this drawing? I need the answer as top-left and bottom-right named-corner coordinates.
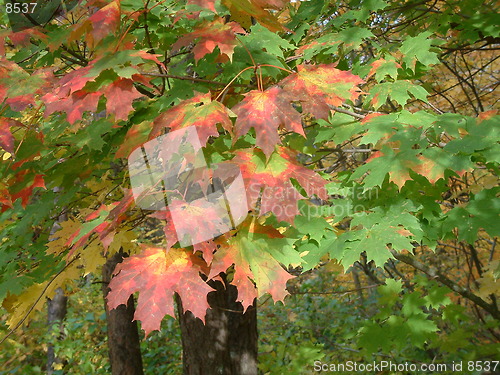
top-left (0, 183), bottom-right (12, 211)
top-left (42, 64), bottom-right (96, 102)
top-left (88, 0), bottom-right (121, 42)
top-left (232, 86), bottom-right (305, 158)
top-left (252, 0), bottom-right (287, 9)
top-left (0, 59), bottom-right (54, 111)
top-left (400, 31), bottom-right (440, 71)
top-left (104, 78), bottom-right (143, 121)
top-left (44, 91), bottom-right (101, 125)
top-left (209, 220), bottom-right (299, 309)
top-left (115, 120), bottom-right (152, 158)
top-left (187, 0), bottom-right (217, 12)
top-left (107, 247), bottom-right (213, 336)
top-left (67, 189), bottom-right (135, 256)
top-left (148, 191), bottom-right (237, 250)
top-left (71, 0), bottom-right (121, 46)
top-left (0, 117), bottom-right (14, 153)
top-left (218, 147), bottom-right (327, 223)
top-left (350, 147), bottom-right (420, 189)
top-left (186, 0), bottom-right (285, 30)
top-left (172, 18), bottom-right (245, 62)
top-left (329, 203), bottom-right (422, 267)
top-left (367, 57), bottom-right (401, 82)
top-left (367, 81), bottom-right (428, 109)
top-left (9, 172), bottom-right (46, 207)
top-left (150, 92), bottom-right (232, 146)
top-left (223, 0), bottom-right (285, 31)
top-left (280, 64), bottom-right (364, 119)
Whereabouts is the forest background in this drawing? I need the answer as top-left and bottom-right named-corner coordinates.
top-left (0, 0), bottom-right (498, 373)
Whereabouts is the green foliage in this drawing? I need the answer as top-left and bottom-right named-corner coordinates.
top-left (0, 0), bottom-right (498, 371)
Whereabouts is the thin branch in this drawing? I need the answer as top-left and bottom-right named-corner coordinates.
top-left (288, 284), bottom-right (379, 295)
top-left (0, 255), bottom-right (81, 345)
top-left (329, 105), bottom-right (366, 119)
top-left (390, 250), bottom-right (500, 320)
top-left (139, 72), bottom-right (247, 86)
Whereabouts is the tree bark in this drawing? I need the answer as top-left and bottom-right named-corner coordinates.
top-left (47, 287), bottom-right (68, 374)
top-left (177, 274), bottom-right (258, 375)
top-left (102, 251), bottom-right (145, 375)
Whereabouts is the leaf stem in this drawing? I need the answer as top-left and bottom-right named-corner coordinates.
top-left (214, 66), bottom-right (255, 102)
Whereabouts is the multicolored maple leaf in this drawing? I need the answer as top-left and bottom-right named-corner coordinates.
top-left (280, 64), bottom-right (364, 119)
top-left (209, 219), bottom-right (301, 309)
top-left (70, 0), bottom-right (121, 46)
top-left (150, 92), bottom-right (232, 145)
top-left (107, 247), bottom-right (213, 336)
top-left (232, 86), bottom-right (305, 158)
top-left (218, 147), bottom-right (327, 223)
top-left (43, 64), bottom-right (145, 124)
top-left (186, 0), bottom-right (286, 31)
top-left (66, 189), bottom-right (135, 256)
top-left (172, 18), bottom-right (245, 62)
top-left (8, 172), bottom-right (46, 207)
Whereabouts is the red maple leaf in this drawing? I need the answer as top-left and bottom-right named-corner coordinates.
top-left (71, 0), bottom-right (121, 46)
top-left (44, 91), bottom-right (101, 125)
top-left (0, 117), bottom-right (14, 153)
top-left (280, 64), bottom-right (364, 119)
top-left (43, 64), bottom-right (96, 102)
top-left (218, 147), bottom-right (327, 223)
top-left (88, 0), bottom-right (121, 42)
top-left (104, 78), bottom-right (143, 121)
top-left (172, 18), bottom-right (245, 62)
top-left (9, 173), bottom-right (46, 207)
top-left (107, 246), bottom-right (213, 336)
top-left (232, 86), bottom-right (305, 158)
top-left (150, 92), bottom-right (232, 146)
top-left (193, 240), bottom-right (217, 265)
top-left (149, 210), bottom-right (217, 265)
top-left (115, 120), bottom-right (152, 158)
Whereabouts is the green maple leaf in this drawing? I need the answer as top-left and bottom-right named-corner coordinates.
top-left (331, 204), bottom-right (421, 267)
top-left (316, 112), bottom-right (360, 144)
top-left (243, 23), bottom-right (295, 59)
top-left (400, 31), bottom-right (440, 71)
top-left (368, 56), bottom-right (401, 82)
top-left (367, 80), bottom-right (429, 109)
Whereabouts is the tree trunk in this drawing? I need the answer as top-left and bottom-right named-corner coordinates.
top-left (176, 274), bottom-right (258, 375)
top-left (47, 287), bottom-right (68, 374)
top-left (102, 251), bottom-right (145, 375)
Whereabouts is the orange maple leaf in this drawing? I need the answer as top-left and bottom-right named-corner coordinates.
top-left (107, 247), bottom-right (213, 336)
top-left (280, 64), bottom-right (364, 119)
